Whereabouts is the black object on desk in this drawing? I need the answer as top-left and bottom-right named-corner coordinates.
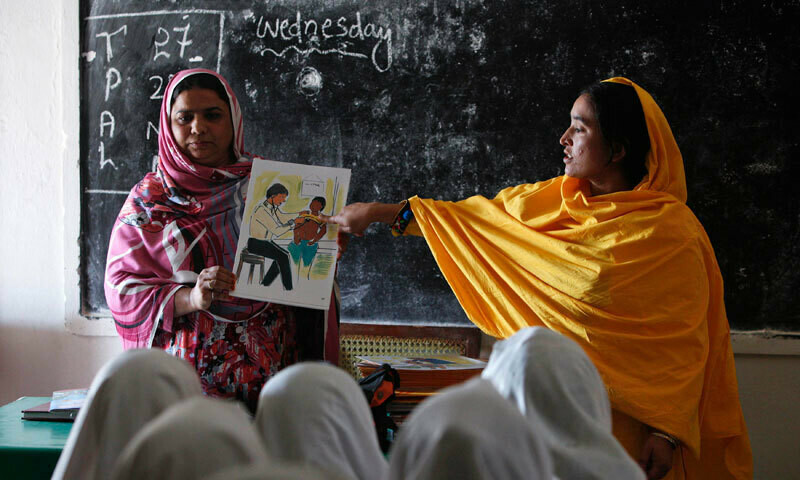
top-left (21, 401), bottom-right (79, 422)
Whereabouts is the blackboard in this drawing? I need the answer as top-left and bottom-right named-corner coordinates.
top-left (80, 0), bottom-right (800, 332)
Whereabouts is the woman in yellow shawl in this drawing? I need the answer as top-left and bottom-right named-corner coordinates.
top-left (324, 78), bottom-right (751, 479)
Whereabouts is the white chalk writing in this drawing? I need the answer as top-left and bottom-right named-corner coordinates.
top-left (100, 111), bottom-right (115, 138)
top-left (255, 11), bottom-right (393, 72)
top-left (94, 25), bottom-right (128, 170)
top-left (85, 189), bottom-right (131, 195)
top-left (153, 21), bottom-right (197, 61)
top-left (95, 25), bottom-right (127, 62)
top-left (98, 141), bottom-right (116, 170)
top-left (146, 122), bottom-right (159, 140)
top-left (173, 22), bottom-right (194, 58)
top-left (153, 27), bottom-right (172, 60)
top-left (105, 68), bottom-right (121, 101)
top-left (149, 75), bottom-right (166, 100)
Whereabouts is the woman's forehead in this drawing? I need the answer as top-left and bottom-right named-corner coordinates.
top-left (571, 94), bottom-right (596, 123)
top-left (172, 88), bottom-right (229, 111)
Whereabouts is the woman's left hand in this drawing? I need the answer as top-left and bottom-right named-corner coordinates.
top-left (191, 266), bottom-right (236, 309)
top-left (174, 266), bottom-right (237, 317)
top-left (638, 434), bottom-right (674, 480)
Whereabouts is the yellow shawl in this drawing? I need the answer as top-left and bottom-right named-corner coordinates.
top-left (407, 78), bottom-right (750, 476)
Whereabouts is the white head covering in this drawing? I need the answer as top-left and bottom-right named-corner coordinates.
top-left (111, 396), bottom-right (268, 480)
top-left (388, 377), bottom-right (553, 480)
top-left (481, 326), bottom-right (645, 480)
top-left (52, 349), bottom-right (203, 480)
top-left (200, 461), bottom-right (352, 480)
top-left (254, 362), bottom-right (387, 480)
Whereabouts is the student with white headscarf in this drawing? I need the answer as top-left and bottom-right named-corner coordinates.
top-left (111, 396), bottom-right (268, 480)
top-left (482, 326), bottom-right (645, 480)
top-left (254, 362), bottom-right (387, 480)
top-left (387, 377), bottom-right (553, 480)
top-left (201, 461), bottom-right (352, 480)
top-left (52, 349), bottom-right (203, 480)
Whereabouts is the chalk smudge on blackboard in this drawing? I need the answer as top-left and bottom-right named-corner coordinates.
top-left (341, 284), bottom-right (371, 309)
top-left (297, 66), bottom-right (324, 97)
top-left (469, 28), bottom-right (485, 52)
top-left (746, 162), bottom-right (780, 175)
top-left (244, 79), bottom-right (258, 102)
top-left (371, 90), bottom-right (392, 118)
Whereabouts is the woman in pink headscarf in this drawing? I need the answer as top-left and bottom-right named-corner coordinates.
top-left (105, 69), bottom-right (332, 411)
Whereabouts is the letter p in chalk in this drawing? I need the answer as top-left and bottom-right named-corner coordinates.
top-left (105, 67), bottom-right (122, 101)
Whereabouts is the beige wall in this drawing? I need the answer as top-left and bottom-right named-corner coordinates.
top-left (736, 353), bottom-right (800, 479)
top-left (1, 2), bottom-right (797, 478)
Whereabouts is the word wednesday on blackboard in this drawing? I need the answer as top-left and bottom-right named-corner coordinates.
top-left (79, 0), bottom-right (800, 333)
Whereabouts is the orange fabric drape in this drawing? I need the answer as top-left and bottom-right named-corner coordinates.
top-left (406, 78), bottom-right (751, 478)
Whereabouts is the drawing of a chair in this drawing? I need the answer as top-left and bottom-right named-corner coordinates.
top-left (235, 248), bottom-right (266, 284)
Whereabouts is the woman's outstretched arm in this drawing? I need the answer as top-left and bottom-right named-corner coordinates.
top-left (321, 202), bottom-right (405, 236)
top-left (321, 202), bottom-right (406, 260)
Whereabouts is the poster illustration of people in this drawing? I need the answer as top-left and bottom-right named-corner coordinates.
top-left (231, 159), bottom-right (350, 309)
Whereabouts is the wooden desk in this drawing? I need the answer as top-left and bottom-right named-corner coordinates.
top-left (0, 397), bottom-right (72, 479)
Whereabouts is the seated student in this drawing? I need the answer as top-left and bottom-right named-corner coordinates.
top-left (482, 327), bottom-right (645, 480)
top-left (200, 462), bottom-right (352, 480)
top-left (254, 362), bottom-right (388, 480)
top-left (111, 396), bottom-right (267, 480)
top-left (387, 377), bottom-right (553, 480)
top-left (52, 349), bottom-right (203, 480)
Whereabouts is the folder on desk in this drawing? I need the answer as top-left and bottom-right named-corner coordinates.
top-left (21, 401), bottom-right (78, 422)
top-left (20, 388), bottom-right (88, 422)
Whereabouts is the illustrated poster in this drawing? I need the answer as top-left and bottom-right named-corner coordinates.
top-left (231, 159), bottom-right (350, 309)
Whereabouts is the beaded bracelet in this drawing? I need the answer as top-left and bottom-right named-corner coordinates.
top-left (650, 432), bottom-right (678, 449)
top-left (390, 200), bottom-right (413, 237)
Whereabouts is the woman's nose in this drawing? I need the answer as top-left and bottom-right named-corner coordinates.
top-left (559, 129), bottom-right (570, 146)
top-left (191, 119), bottom-right (207, 135)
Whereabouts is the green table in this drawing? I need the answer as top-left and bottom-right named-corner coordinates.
top-left (0, 397), bottom-right (73, 479)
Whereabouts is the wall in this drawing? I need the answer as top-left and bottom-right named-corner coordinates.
top-left (735, 352), bottom-right (800, 479)
top-left (0, 0), bottom-right (122, 403)
top-left (0, 1), bottom-right (797, 478)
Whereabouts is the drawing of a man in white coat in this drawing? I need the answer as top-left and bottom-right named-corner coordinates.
top-left (247, 183), bottom-right (299, 290)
